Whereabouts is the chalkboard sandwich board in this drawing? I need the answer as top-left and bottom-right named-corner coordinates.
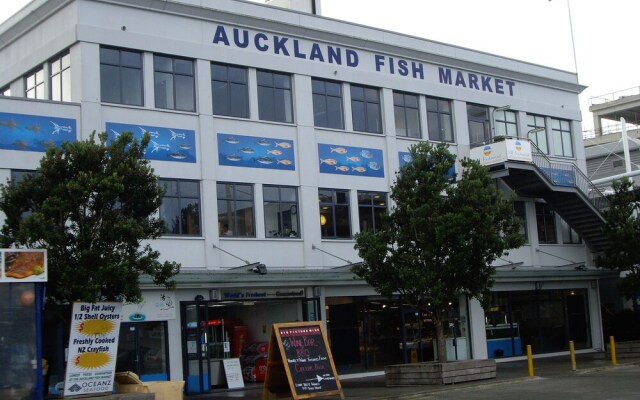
top-left (263, 322), bottom-right (344, 400)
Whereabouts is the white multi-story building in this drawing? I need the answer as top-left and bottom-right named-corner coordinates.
top-left (0, 0), bottom-right (610, 394)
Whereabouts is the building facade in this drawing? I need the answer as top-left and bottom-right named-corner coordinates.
top-left (0, 0), bottom-right (610, 393)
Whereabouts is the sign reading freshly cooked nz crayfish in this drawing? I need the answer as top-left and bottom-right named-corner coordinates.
top-left (64, 302), bottom-right (123, 397)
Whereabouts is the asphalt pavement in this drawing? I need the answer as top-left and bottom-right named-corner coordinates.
top-left (186, 352), bottom-right (640, 399)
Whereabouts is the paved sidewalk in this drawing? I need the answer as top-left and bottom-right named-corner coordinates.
top-left (186, 352), bottom-right (640, 399)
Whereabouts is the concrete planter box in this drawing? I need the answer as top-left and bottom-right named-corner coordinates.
top-left (385, 359), bottom-right (497, 386)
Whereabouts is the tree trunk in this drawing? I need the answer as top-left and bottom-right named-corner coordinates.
top-left (434, 308), bottom-right (447, 363)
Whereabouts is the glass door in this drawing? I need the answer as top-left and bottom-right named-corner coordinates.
top-left (116, 322), bottom-right (169, 381)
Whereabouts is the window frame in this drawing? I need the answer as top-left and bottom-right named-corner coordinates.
top-left (50, 52), bottom-right (71, 102)
top-left (312, 78), bottom-right (344, 129)
top-left (467, 103), bottom-right (490, 147)
top-left (100, 46), bottom-right (144, 106)
top-left (211, 62), bottom-right (249, 118)
top-left (154, 54), bottom-right (196, 112)
top-left (1, 86), bottom-right (11, 96)
top-left (263, 185), bottom-right (300, 239)
top-left (527, 114), bottom-right (548, 154)
top-left (158, 178), bottom-right (202, 237)
top-left (550, 118), bottom-right (574, 158)
top-left (257, 70), bottom-right (294, 123)
top-left (560, 218), bottom-right (581, 244)
top-left (217, 182), bottom-right (255, 238)
top-left (426, 96), bottom-right (454, 142)
top-left (350, 84), bottom-right (382, 134)
top-left (494, 109), bottom-right (518, 138)
top-left (535, 202), bottom-right (557, 244)
top-left (319, 188), bottom-right (351, 239)
top-left (514, 201), bottom-right (528, 242)
top-left (357, 191), bottom-right (387, 233)
top-left (25, 67), bottom-right (45, 99)
top-left (393, 91), bottom-right (421, 138)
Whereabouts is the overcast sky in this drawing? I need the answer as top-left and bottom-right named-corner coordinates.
top-left (2, 0), bottom-right (639, 131)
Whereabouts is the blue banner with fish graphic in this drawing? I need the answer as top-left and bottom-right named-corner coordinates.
top-left (217, 133), bottom-right (295, 170)
top-left (318, 143), bottom-right (384, 178)
top-left (399, 151), bottom-right (456, 179)
top-left (106, 122), bottom-right (196, 163)
top-left (0, 112), bottom-right (76, 152)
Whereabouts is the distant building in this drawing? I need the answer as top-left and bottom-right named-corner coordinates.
top-left (0, 0), bottom-right (611, 394)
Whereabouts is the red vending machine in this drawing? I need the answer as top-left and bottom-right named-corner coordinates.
top-left (230, 325), bottom-right (249, 358)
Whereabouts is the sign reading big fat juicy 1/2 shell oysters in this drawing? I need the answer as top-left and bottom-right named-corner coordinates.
top-left (63, 302), bottom-right (122, 397)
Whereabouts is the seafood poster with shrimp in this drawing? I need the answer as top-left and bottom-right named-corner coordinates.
top-left (64, 302), bottom-right (122, 397)
top-left (318, 143), bottom-right (384, 178)
top-left (217, 132), bottom-right (295, 170)
top-left (1, 249), bottom-right (47, 283)
top-left (106, 122), bottom-right (196, 163)
top-left (0, 112), bottom-right (76, 152)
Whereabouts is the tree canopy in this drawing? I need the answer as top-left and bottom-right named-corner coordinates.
top-left (597, 178), bottom-right (640, 308)
top-left (353, 142), bottom-right (525, 362)
top-left (0, 132), bottom-right (179, 303)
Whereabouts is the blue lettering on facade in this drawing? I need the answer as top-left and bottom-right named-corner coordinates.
top-left (438, 67), bottom-right (515, 96)
top-left (327, 46), bottom-right (341, 64)
top-left (411, 62), bottom-right (424, 79)
top-left (293, 39), bottom-right (306, 59)
top-left (274, 36), bottom-right (290, 55)
top-left (309, 43), bottom-right (324, 62)
top-left (255, 33), bottom-right (269, 51)
top-left (398, 59), bottom-right (408, 76)
top-left (346, 49), bottom-right (359, 67)
top-left (212, 25), bottom-right (230, 46)
top-left (233, 28), bottom-right (249, 48)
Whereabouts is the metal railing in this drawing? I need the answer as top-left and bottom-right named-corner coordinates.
top-left (589, 86), bottom-right (640, 106)
top-left (527, 141), bottom-right (609, 213)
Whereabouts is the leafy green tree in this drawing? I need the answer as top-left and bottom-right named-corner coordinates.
top-left (597, 178), bottom-right (640, 310)
top-left (353, 142), bottom-right (524, 363)
top-left (0, 132), bottom-right (179, 304)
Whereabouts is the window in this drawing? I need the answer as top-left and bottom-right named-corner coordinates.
top-left (560, 218), bottom-right (581, 244)
top-left (211, 63), bottom-right (249, 118)
top-left (319, 189), bottom-right (350, 239)
top-left (100, 47), bottom-right (143, 105)
top-left (154, 55), bottom-right (195, 112)
top-left (217, 182), bottom-right (254, 237)
top-left (535, 203), bottom-right (556, 244)
top-left (25, 67), bottom-right (45, 99)
top-left (393, 92), bottom-right (420, 138)
top-left (1, 86), bottom-right (10, 96)
top-left (351, 84), bottom-right (382, 134)
top-left (426, 96), bottom-right (453, 142)
top-left (551, 118), bottom-right (574, 157)
top-left (264, 186), bottom-right (299, 238)
top-left (467, 104), bottom-right (490, 146)
top-left (312, 78), bottom-right (344, 129)
top-left (50, 52), bottom-right (71, 102)
top-left (257, 70), bottom-right (293, 123)
top-left (159, 179), bottom-right (201, 236)
top-left (527, 114), bottom-right (548, 154)
top-left (514, 201), bottom-right (527, 242)
top-left (494, 109), bottom-right (518, 137)
top-left (358, 191), bottom-right (387, 233)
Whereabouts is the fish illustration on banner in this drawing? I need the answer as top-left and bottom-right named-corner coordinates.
top-left (398, 151), bottom-right (456, 180)
top-left (0, 112), bottom-right (76, 152)
top-left (318, 143), bottom-right (384, 178)
top-left (217, 133), bottom-right (295, 170)
top-left (106, 122), bottom-right (196, 163)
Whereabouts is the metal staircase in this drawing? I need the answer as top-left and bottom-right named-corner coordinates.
top-left (487, 140), bottom-right (609, 253)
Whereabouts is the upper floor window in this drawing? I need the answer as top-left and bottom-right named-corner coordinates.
top-left (560, 218), bottom-right (581, 244)
top-left (426, 96), bottom-right (453, 142)
top-left (154, 55), bottom-right (195, 112)
top-left (50, 52), bottom-right (71, 102)
top-left (527, 114), bottom-right (548, 154)
top-left (211, 63), bottom-right (249, 118)
top-left (1, 86), bottom-right (11, 96)
top-left (394, 92), bottom-right (420, 138)
top-left (319, 188), bottom-right (351, 239)
top-left (467, 104), bottom-right (490, 146)
top-left (257, 70), bottom-right (293, 123)
top-left (550, 118), bottom-right (574, 158)
top-left (159, 179), bottom-right (201, 236)
top-left (514, 201), bottom-right (528, 242)
top-left (264, 185), bottom-right (299, 238)
top-left (358, 191), bottom-right (387, 233)
top-left (351, 84), bottom-right (382, 134)
top-left (25, 67), bottom-right (45, 99)
top-left (535, 202), bottom-right (556, 244)
top-left (494, 109), bottom-right (518, 137)
top-left (217, 182), bottom-right (255, 237)
top-left (100, 47), bottom-right (143, 106)
top-left (312, 78), bottom-right (344, 129)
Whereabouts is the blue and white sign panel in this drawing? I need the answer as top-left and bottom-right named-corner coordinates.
top-left (106, 122), bottom-right (196, 163)
top-left (0, 112), bottom-right (76, 152)
top-left (217, 133), bottom-right (295, 170)
top-left (318, 143), bottom-right (384, 178)
top-left (398, 151), bottom-right (456, 179)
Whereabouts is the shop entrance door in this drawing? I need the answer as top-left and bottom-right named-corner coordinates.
top-left (116, 322), bottom-right (169, 381)
top-left (302, 298), bottom-right (320, 321)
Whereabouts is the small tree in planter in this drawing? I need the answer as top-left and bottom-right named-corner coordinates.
top-left (353, 142), bottom-right (524, 363)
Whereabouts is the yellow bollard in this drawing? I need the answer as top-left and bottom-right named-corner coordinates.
top-left (610, 336), bottom-right (617, 365)
top-left (569, 340), bottom-right (576, 371)
top-left (527, 344), bottom-right (534, 377)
